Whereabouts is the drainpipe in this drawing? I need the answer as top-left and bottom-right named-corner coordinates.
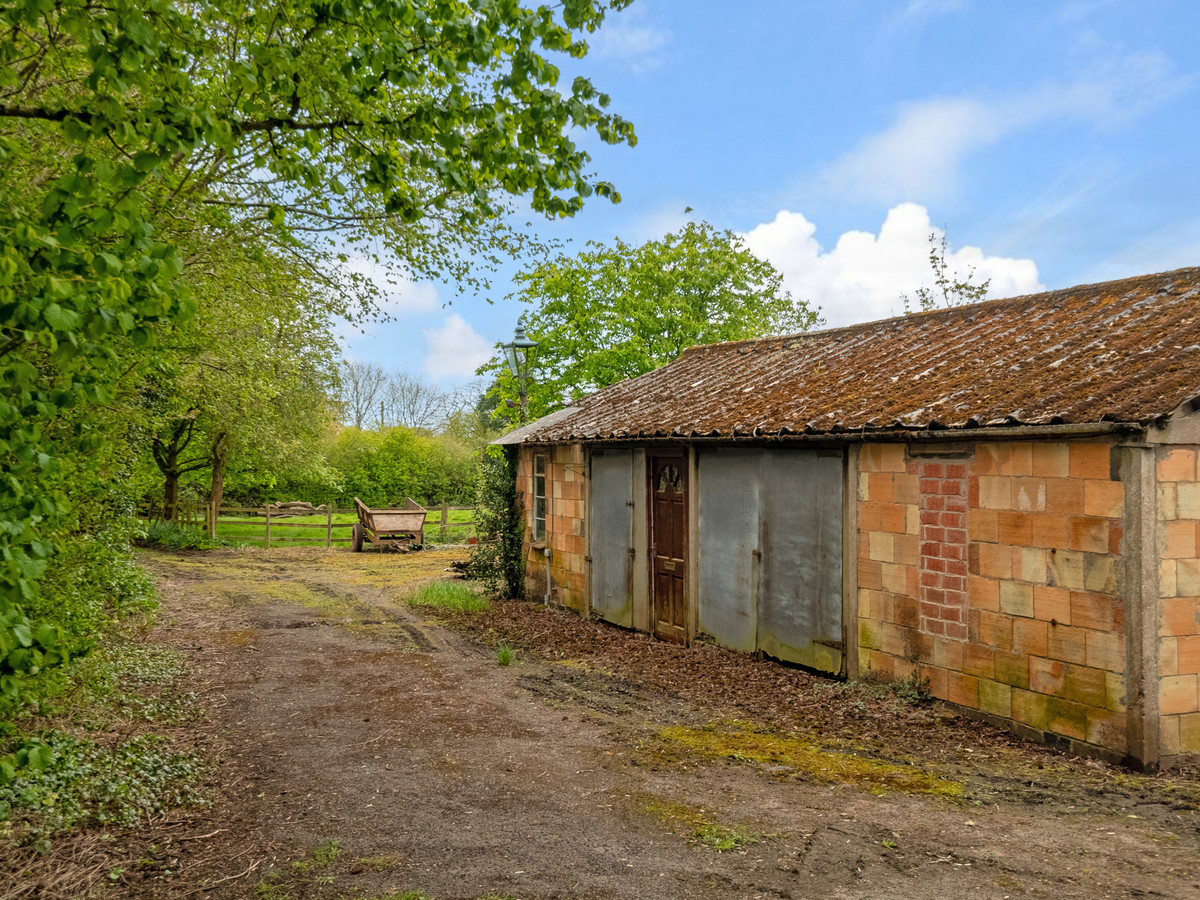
top-left (544, 547), bottom-right (551, 607)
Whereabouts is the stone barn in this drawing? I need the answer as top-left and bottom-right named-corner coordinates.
top-left (495, 267), bottom-right (1200, 769)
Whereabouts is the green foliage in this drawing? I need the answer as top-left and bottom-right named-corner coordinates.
top-left (0, 522), bottom-right (159, 732)
top-left (290, 839), bottom-right (341, 872)
top-left (901, 232), bottom-right (992, 313)
top-left (31, 525), bottom-right (157, 654)
top-left (318, 426), bottom-right (478, 508)
top-left (57, 640), bottom-right (197, 726)
top-left (0, 0), bottom-right (633, 761)
top-left (408, 581), bottom-right (488, 613)
top-left (891, 672), bottom-right (934, 703)
top-left (482, 220), bottom-right (822, 421)
top-left (0, 732), bottom-right (207, 839)
top-left (495, 643), bottom-right (515, 666)
top-left (136, 521), bottom-right (231, 551)
top-left (468, 447), bottom-right (525, 597)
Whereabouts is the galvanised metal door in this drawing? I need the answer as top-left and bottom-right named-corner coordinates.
top-left (589, 449), bottom-right (635, 628)
top-left (697, 448), bottom-right (843, 674)
top-left (697, 449), bottom-right (760, 653)
top-left (756, 449), bottom-right (844, 674)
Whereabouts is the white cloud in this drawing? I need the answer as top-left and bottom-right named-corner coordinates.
top-left (741, 203), bottom-right (1042, 328)
top-left (422, 314), bottom-right (493, 380)
top-left (819, 98), bottom-right (1001, 204)
top-left (590, 7), bottom-right (669, 76)
top-left (818, 53), bottom-right (1193, 204)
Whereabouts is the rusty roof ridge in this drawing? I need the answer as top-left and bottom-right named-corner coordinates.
top-left (674, 264), bottom-right (1200, 357)
top-left (538, 420), bottom-right (1146, 446)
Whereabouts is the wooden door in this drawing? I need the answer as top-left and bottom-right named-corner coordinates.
top-left (649, 452), bottom-right (688, 643)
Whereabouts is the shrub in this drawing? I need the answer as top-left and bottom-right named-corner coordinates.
top-left (136, 521), bottom-right (231, 551)
top-left (467, 446), bottom-right (524, 597)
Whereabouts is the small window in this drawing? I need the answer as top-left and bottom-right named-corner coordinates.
top-left (533, 454), bottom-right (547, 541)
top-left (656, 463), bottom-right (683, 494)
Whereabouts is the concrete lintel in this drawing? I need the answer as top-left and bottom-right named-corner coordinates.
top-left (1121, 444), bottom-right (1160, 770)
top-left (843, 444), bottom-right (860, 680)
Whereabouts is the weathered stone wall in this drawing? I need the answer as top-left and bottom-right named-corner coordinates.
top-left (858, 441), bottom-right (1129, 755)
top-left (1157, 446), bottom-right (1200, 758)
top-left (518, 444), bottom-right (587, 611)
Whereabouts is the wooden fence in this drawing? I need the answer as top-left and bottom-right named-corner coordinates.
top-left (141, 500), bottom-right (476, 548)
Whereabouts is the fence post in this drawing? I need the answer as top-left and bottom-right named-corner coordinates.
top-left (265, 506), bottom-right (272, 549)
top-left (326, 505), bottom-right (333, 549)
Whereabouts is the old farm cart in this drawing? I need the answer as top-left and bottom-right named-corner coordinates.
top-left (352, 497), bottom-right (428, 551)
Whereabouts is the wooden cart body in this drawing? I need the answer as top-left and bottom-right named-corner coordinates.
top-left (352, 497), bottom-right (427, 551)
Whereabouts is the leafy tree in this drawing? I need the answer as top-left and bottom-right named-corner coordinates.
top-left (481, 221), bottom-right (822, 421)
top-left (0, 0), bottom-right (635, 744)
top-left (141, 244), bottom-right (342, 523)
top-left (901, 232), bottom-right (992, 312)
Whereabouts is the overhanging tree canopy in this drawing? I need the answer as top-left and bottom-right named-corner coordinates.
top-left (0, 0), bottom-right (636, 726)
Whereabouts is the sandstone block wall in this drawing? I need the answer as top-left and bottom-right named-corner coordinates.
top-left (519, 444), bottom-right (587, 611)
top-left (1157, 446), bottom-right (1200, 757)
top-left (858, 441), bottom-right (1129, 754)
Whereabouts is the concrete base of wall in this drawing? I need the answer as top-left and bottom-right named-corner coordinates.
top-left (946, 697), bottom-right (1145, 769)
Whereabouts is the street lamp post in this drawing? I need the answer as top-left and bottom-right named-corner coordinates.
top-left (501, 325), bottom-right (538, 424)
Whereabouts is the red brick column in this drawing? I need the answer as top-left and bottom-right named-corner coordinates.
top-left (919, 460), bottom-right (969, 639)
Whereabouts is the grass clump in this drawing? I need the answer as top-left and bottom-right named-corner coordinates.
top-left (695, 822), bottom-right (756, 851)
top-left (495, 643), bottom-right (515, 666)
top-left (659, 722), bottom-right (963, 797)
top-left (291, 839), bottom-right (340, 872)
top-left (408, 581), bottom-right (487, 613)
top-left (641, 796), bottom-right (760, 851)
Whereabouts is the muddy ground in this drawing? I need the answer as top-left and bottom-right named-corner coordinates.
top-left (16, 548), bottom-right (1200, 898)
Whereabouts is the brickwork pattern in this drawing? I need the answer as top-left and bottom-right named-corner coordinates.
top-left (858, 441), bottom-right (1129, 752)
top-left (918, 461), bottom-right (969, 638)
top-left (519, 445), bottom-right (588, 611)
top-left (1157, 446), bottom-right (1200, 756)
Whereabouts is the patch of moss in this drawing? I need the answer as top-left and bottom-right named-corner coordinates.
top-left (639, 795), bottom-right (761, 851)
top-left (659, 722), bottom-right (963, 797)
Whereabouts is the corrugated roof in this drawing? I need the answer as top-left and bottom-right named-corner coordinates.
top-left (509, 266), bottom-right (1200, 444)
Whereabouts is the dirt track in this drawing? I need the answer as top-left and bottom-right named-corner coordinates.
top-left (123, 548), bottom-right (1200, 899)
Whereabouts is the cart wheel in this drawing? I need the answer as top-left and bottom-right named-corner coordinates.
top-left (352, 523), bottom-right (364, 552)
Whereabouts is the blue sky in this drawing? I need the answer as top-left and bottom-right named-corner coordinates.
top-left (344, 0), bottom-right (1200, 387)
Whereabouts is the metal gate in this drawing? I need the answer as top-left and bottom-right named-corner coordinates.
top-left (697, 448), bottom-right (844, 674)
top-left (589, 449), bottom-right (634, 627)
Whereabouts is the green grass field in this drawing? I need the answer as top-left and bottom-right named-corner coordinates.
top-left (210, 507), bottom-right (477, 547)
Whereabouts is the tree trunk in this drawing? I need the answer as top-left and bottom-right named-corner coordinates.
top-left (208, 432), bottom-right (229, 538)
top-left (163, 469), bottom-right (180, 523)
top-left (151, 412), bottom-right (209, 524)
